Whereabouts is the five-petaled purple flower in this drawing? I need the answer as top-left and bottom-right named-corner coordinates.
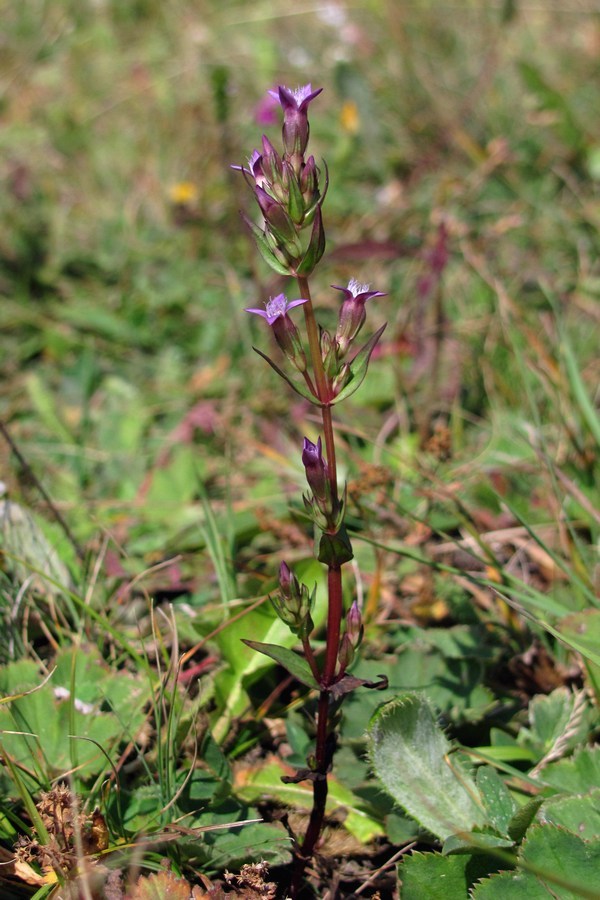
top-left (269, 84), bottom-right (323, 161)
top-left (245, 294), bottom-right (308, 372)
top-left (245, 293), bottom-right (307, 324)
top-left (333, 278), bottom-right (386, 356)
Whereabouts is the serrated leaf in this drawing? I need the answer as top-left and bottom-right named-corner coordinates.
top-left (518, 688), bottom-right (584, 757)
top-left (331, 323), bottom-right (386, 404)
top-left (443, 830), bottom-right (514, 855)
top-left (520, 825), bottom-right (600, 899)
top-left (537, 789), bottom-right (600, 840)
top-left (367, 693), bottom-right (486, 841)
top-left (242, 640), bottom-right (318, 689)
top-left (542, 747), bottom-right (600, 795)
top-left (471, 870), bottom-right (549, 899)
top-left (400, 851), bottom-right (476, 900)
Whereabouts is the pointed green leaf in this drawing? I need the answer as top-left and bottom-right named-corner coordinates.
top-left (331, 323), bottom-right (386, 404)
top-left (296, 205), bottom-right (325, 276)
top-left (477, 766), bottom-right (518, 837)
top-left (253, 347), bottom-right (320, 403)
top-left (507, 797), bottom-right (544, 843)
top-left (242, 640), bottom-right (319, 690)
top-left (242, 216), bottom-right (292, 276)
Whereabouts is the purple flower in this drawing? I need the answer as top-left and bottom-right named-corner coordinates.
top-left (333, 278), bottom-right (386, 356)
top-left (245, 293), bottom-right (307, 324)
top-left (269, 84), bottom-right (323, 160)
top-left (245, 294), bottom-right (308, 372)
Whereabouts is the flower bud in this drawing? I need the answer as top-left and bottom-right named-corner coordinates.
top-left (272, 84), bottom-right (323, 164)
top-left (337, 633), bottom-right (355, 671)
top-left (346, 600), bottom-right (363, 648)
top-left (333, 279), bottom-right (386, 357)
top-left (302, 437), bottom-right (329, 505)
top-left (255, 186), bottom-right (300, 253)
top-left (270, 561), bottom-right (315, 636)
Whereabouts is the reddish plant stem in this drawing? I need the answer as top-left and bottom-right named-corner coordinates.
top-left (296, 275), bottom-right (338, 499)
top-left (297, 276), bottom-right (328, 405)
top-left (301, 637), bottom-right (321, 683)
top-left (289, 690), bottom-right (332, 896)
top-left (289, 276), bottom-right (346, 898)
top-left (322, 564), bottom-right (343, 686)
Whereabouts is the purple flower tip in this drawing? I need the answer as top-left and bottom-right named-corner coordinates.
top-left (269, 84), bottom-right (323, 111)
top-left (245, 293), bottom-right (308, 325)
top-left (332, 278), bottom-right (386, 303)
top-left (302, 435), bottom-right (323, 465)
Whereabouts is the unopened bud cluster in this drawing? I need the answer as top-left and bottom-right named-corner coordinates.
top-left (338, 600), bottom-right (364, 672)
top-left (271, 561), bottom-right (315, 640)
top-left (236, 85), bottom-right (326, 277)
top-left (319, 279), bottom-right (386, 401)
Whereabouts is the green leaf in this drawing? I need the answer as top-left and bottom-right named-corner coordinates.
top-left (331, 323), bottom-right (386, 404)
top-left (542, 747), bottom-right (600, 795)
top-left (234, 757), bottom-right (384, 844)
top-left (471, 871), bottom-right (550, 899)
top-left (367, 693), bottom-right (486, 841)
top-left (243, 217), bottom-right (292, 276)
top-left (507, 797), bottom-right (544, 843)
top-left (242, 640), bottom-right (318, 689)
top-left (518, 687), bottom-right (588, 759)
top-left (0, 499), bottom-right (72, 597)
top-left (0, 648), bottom-right (151, 789)
top-left (253, 346), bottom-right (320, 403)
top-left (477, 766), bottom-right (518, 837)
top-left (443, 830), bottom-right (514, 855)
top-left (521, 825), bottom-right (600, 899)
top-left (472, 826), bottom-right (600, 899)
top-left (537, 789), bottom-right (600, 841)
top-left (399, 851), bottom-right (478, 900)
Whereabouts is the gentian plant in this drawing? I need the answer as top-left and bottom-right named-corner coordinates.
top-left (236, 84), bottom-right (387, 896)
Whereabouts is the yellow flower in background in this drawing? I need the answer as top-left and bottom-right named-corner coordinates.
top-left (340, 100), bottom-right (359, 135)
top-left (168, 181), bottom-right (198, 205)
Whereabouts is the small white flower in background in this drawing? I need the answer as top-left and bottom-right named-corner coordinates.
top-left (54, 686), bottom-right (95, 715)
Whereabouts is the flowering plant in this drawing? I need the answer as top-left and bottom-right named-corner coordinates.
top-left (236, 83), bottom-right (387, 896)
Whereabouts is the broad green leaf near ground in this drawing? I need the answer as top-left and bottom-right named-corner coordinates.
top-left (367, 693), bottom-right (486, 841)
